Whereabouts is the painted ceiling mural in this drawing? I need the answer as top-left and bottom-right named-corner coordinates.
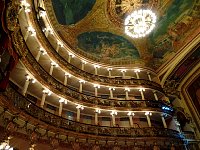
top-left (51, 0), bottom-right (96, 25)
top-left (148, 0), bottom-right (197, 68)
top-left (77, 32), bottom-right (140, 61)
top-left (48, 0), bottom-right (200, 69)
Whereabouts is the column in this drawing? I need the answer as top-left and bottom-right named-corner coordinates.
top-left (153, 91), bottom-right (159, 101)
top-left (127, 112), bottom-right (134, 127)
top-left (40, 89), bottom-right (51, 108)
top-left (125, 88), bottom-right (130, 100)
top-left (76, 105), bottom-right (84, 122)
top-left (145, 112), bottom-right (152, 127)
top-left (77, 108), bottom-right (80, 122)
top-left (36, 50), bottom-right (42, 62)
top-left (49, 64), bottom-right (54, 75)
top-left (139, 88), bottom-right (145, 100)
top-left (81, 61), bottom-right (87, 70)
top-left (129, 115), bottom-right (134, 127)
top-left (94, 109), bottom-right (101, 125)
top-left (22, 75), bottom-right (36, 96)
top-left (49, 62), bottom-right (58, 75)
top-left (44, 28), bottom-right (49, 37)
top-left (94, 84), bottom-right (100, 97)
top-left (22, 80), bottom-right (29, 96)
top-left (41, 93), bottom-right (47, 108)
top-left (56, 41), bottom-right (63, 52)
top-left (120, 69), bottom-right (126, 78)
top-left (68, 53), bottom-right (74, 63)
top-left (109, 87), bottom-right (115, 99)
top-left (134, 69), bottom-right (140, 79)
top-left (58, 102), bottom-right (63, 116)
top-left (24, 30), bottom-right (29, 41)
top-left (110, 111), bottom-right (117, 127)
top-left (94, 65), bottom-right (100, 75)
top-left (64, 73), bottom-right (71, 86)
top-left (36, 48), bottom-right (46, 61)
top-left (107, 68), bottom-right (112, 77)
top-left (147, 72), bottom-right (152, 81)
top-left (112, 115), bottom-right (116, 126)
top-left (161, 114), bottom-right (167, 128)
top-left (22, 75), bottom-right (30, 96)
top-left (95, 112), bottom-right (98, 125)
top-left (44, 27), bottom-right (52, 37)
top-left (79, 80), bottom-right (85, 93)
top-left (79, 82), bottom-right (83, 93)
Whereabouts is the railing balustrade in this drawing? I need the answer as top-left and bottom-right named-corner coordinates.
top-left (1, 84), bottom-right (180, 139)
top-left (16, 50), bottom-right (174, 111)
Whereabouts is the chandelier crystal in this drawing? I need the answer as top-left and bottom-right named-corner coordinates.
top-left (125, 9), bottom-right (156, 38)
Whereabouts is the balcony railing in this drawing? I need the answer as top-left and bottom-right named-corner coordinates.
top-left (19, 49), bottom-right (173, 112)
top-left (18, 50), bottom-right (172, 111)
top-left (1, 84), bottom-right (182, 139)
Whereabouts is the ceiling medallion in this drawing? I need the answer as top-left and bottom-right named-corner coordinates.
top-left (125, 9), bottom-right (156, 38)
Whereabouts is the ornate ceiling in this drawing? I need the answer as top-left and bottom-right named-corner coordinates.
top-left (45, 0), bottom-right (199, 70)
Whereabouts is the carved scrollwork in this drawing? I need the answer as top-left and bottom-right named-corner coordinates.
top-left (11, 27), bottom-right (28, 58)
top-left (163, 79), bottom-right (180, 98)
top-left (6, 1), bottom-right (21, 32)
top-left (5, 121), bottom-right (18, 134)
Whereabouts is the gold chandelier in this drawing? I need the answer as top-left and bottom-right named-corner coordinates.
top-left (125, 9), bottom-right (156, 38)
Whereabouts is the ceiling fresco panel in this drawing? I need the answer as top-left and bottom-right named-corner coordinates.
top-left (77, 31), bottom-right (140, 61)
top-left (149, 0), bottom-right (193, 43)
top-left (51, 0), bottom-right (96, 25)
top-left (148, 0), bottom-right (199, 68)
